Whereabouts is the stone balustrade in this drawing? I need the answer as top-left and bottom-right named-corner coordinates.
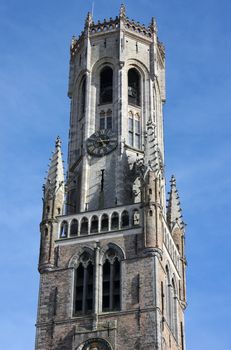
top-left (57, 203), bottom-right (142, 239)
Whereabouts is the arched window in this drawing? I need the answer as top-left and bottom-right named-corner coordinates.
top-left (111, 212), bottom-right (119, 230)
top-left (70, 219), bottom-right (78, 236)
top-left (102, 248), bottom-right (121, 311)
top-left (101, 214), bottom-right (109, 231)
top-left (90, 215), bottom-right (99, 233)
top-left (121, 210), bottom-right (129, 227)
top-left (132, 209), bottom-right (140, 226)
top-left (60, 221), bottom-right (68, 238)
top-left (80, 76), bottom-right (86, 117)
top-left (74, 252), bottom-right (94, 315)
top-left (128, 68), bottom-right (140, 106)
top-left (100, 67), bottom-right (113, 104)
top-left (80, 217), bottom-right (88, 235)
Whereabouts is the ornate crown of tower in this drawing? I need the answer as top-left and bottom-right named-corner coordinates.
top-left (35, 5), bottom-right (187, 350)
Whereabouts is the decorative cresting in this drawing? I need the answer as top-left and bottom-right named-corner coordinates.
top-left (76, 338), bottom-right (112, 350)
top-left (69, 4), bottom-right (166, 62)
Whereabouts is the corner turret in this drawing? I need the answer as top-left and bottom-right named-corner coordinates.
top-left (39, 137), bottom-right (65, 272)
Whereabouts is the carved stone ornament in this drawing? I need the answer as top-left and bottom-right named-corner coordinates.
top-left (77, 338), bottom-right (111, 350)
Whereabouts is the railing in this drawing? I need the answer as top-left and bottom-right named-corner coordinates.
top-left (57, 203), bottom-right (142, 240)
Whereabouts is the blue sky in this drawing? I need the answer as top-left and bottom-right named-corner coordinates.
top-left (0, 0), bottom-right (231, 349)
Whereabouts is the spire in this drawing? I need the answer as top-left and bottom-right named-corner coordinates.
top-left (167, 175), bottom-right (184, 230)
top-left (44, 136), bottom-right (65, 199)
top-left (119, 3), bottom-right (126, 18)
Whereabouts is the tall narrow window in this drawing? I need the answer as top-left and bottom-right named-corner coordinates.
top-left (102, 248), bottom-right (121, 312)
top-left (74, 252), bottom-right (94, 315)
top-left (90, 215), bottom-right (99, 233)
top-left (100, 67), bottom-right (113, 104)
top-left (128, 112), bottom-right (133, 146)
top-left (60, 221), bottom-right (68, 238)
top-left (128, 112), bottom-right (141, 149)
top-left (80, 217), bottom-right (88, 235)
top-left (80, 76), bottom-right (86, 117)
top-left (128, 68), bottom-right (140, 106)
top-left (100, 109), bottom-right (113, 130)
top-left (111, 212), bottom-right (119, 230)
top-left (121, 210), bottom-right (129, 227)
top-left (134, 114), bottom-right (141, 149)
top-left (70, 219), bottom-right (78, 236)
top-left (172, 279), bottom-right (178, 339)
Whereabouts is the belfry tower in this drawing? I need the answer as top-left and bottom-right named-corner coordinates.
top-left (35, 5), bottom-right (187, 350)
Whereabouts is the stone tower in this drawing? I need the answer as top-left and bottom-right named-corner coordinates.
top-left (35, 5), bottom-right (187, 350)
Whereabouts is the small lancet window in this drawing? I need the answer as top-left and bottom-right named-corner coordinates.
top-left (60, 221), bottom-right (68, 238)
top-left (121, 210), bottom-right (129, 227)
top-left (70, 219), bottom-right (78, 236)
top-left (101, 214), bottom-right (109, 231)
top-left (74, 252), bottom-right (94, 315)
top-left (80, 76), bottom-right (86, 117)
top-left (128, 68), bottom-right (141, 106)
top-left (100, 66), bottom-right (113, 104)
top-left (102, 248), bottom-right (121, 312)
top-left (80, 217), bottom-right (88, 235)
top-left (111, 212), bottom-right (119, 230)
top-left (90, 215), bottom-right (99, 233)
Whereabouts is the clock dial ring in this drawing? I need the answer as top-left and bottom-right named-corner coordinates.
top-left (86, 129), bottom-right (118, 157)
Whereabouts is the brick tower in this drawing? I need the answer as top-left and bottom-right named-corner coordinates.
top-left (35, 5), bottom-right (187, 350)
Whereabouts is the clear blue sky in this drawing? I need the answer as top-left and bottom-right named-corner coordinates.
top-left (0, 1), bottom-right (231, 349)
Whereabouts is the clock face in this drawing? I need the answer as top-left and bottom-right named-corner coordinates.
top-left (86, 129), bottom-right (117, 157)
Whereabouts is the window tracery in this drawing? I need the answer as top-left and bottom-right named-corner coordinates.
top-left (102, 248), bottom-right (121, 311)
top-left (74, 252), bottom-right (94, 315)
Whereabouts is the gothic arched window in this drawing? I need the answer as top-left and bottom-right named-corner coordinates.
top-left (128, 68), bottom-right (141, 106)
top-left (70, 219), bottom-right (78, 236)
top-left (102, 248), bottom-right (121, 311)
top-left (100, 66), bottom-right (113, 104)
top-left (60, 221), bottom-right (68, 238)
top-left (74, 252), bottom-right (94, 315)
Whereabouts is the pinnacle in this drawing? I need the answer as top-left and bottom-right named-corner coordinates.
top-left (167, 175), bottom-right (184, 230)
top-left (144, 118), bottom-right (163, 178)
top-left (44, 137), bottom-right (65, 197)
top-left (119, 4), bottom-right (126, 18)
